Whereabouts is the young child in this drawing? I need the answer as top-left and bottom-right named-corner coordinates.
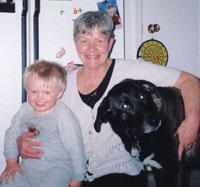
top-left (0, 60), bottom-right (86, 187)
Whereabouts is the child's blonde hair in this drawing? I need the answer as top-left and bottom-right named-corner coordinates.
top-left (24, 60), bottom-right (67, 92)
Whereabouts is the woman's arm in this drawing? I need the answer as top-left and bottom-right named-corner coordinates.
top-left (174, 71), bottom-right (200, 160)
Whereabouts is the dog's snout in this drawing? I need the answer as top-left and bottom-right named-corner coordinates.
top-left (148, 115), bottom-right (160, 126)
top-left (143, 114), bottom-right (161, 133)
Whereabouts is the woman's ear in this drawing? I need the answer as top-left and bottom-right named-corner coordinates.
top-left (109, 38), bottom-right (115, 50)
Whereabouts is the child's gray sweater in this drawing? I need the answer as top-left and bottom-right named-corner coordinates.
top-left (2, 100), bottom-right (86, 187)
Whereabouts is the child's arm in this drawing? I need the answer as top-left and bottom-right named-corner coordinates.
top-left (0, 158), bottom-right (23, 184)
top-left (69, 180), bottom-right (82, 187)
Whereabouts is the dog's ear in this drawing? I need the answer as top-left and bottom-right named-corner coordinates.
top-left (137, 80), bottom-right (163, 111)
top-left (94, 96), bottom-right (112, 132)
top-left (140, 81), bottom-right (156, 94)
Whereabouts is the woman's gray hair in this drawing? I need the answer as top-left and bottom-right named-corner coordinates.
top-left (73, 11), bottom-right (114, 41)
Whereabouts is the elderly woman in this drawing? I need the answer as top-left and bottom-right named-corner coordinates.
top-left (15, 11), bottom-right (199, 187)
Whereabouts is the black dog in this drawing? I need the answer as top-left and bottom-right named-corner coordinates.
top-left (94, 79), bottom-right (200, 187)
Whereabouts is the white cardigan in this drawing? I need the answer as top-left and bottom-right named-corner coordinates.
top-left (61, 58), bottom-right (181, 181)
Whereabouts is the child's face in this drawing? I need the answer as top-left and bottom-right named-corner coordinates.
top-left (26, 75), bottom-right (63, 116)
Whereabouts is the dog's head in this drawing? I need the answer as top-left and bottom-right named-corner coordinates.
top-left (94, 79), bottom-right (162, 153)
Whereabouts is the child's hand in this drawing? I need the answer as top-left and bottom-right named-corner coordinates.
top-left (0, 158), bottom-right (23, 184)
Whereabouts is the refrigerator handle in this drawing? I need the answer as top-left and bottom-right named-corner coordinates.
top-left (34, 0), bottom-right (40, 61)
top-left (21, 0), bottom-right (28, 103)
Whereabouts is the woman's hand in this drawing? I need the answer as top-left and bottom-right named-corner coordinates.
top-left (69, 180), bottom-right (81, 187)
top-left (175, 117), bottom-right (199, 161)
top-left (17, 132), bottom-right (43, 159)
top-left (0, 158), bottom-right (23, 184)
top-left (173, 72), bottom-right (200, 161)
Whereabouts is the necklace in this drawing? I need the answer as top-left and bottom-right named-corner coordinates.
top-left (90, 87), bottom-right (98, 97)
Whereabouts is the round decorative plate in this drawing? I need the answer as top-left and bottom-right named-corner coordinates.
top-left (137, 39), bottom-right (168, 66)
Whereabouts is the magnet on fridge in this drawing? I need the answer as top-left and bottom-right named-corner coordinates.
top-left (60, 10), bottom-right (64, 15)
top-left (56, 47), bottom-right (66, 58)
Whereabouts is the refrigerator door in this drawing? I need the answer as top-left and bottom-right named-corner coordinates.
top-left (0, 0), bottom-right (23, 173)
top-left (32, 0), bottom-right (124, 66)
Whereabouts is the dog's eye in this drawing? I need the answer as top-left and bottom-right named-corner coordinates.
top-left (135, 93), bottom-right (144, 101)
top-left (121, 103), bottom-right (130, 110)
top-left (139, 95), bottom-right (144, 100)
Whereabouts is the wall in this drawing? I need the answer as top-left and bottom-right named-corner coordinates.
top-left (124, 0), bottom-right (142, 60)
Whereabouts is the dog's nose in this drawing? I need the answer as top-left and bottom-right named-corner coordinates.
top-left (148, 115), bottom-right (160, 126)
top-left (143, 114), bottom-right (161, 133)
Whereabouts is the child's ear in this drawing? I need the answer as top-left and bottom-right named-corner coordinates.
top-left (57, 91), bottom-right (64, 99)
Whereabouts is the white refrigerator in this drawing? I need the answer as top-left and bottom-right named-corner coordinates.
top-left (0, 0), bottom-right (125, 173)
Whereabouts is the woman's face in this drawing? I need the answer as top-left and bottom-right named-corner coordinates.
top-left (74, 25), bottom-right (114, 70)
